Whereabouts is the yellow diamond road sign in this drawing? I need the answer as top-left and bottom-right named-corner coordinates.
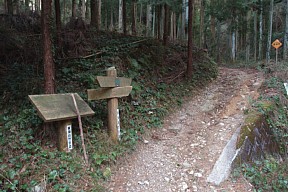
top-left (272, 39), bottom-right (282, 49)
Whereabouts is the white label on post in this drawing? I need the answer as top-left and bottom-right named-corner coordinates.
top-left (117, 108), bottom-right (121, 140)
top-left (66, 124), bottom-right (73, 150)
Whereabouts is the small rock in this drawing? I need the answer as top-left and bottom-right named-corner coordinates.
top-left (143, 140), bottom-right (149, 144)
top-left (192, 185), bottom-right (198, 192)
top-left (180, 182), bottom-right (188, 191)
top-left (144, 181), bottom-right (149, 185)
top-left (188, 170), bottom-right (194, 175)
top-left (183, 162), bottom-right (192, 168)
top-left (165, 177), bottom-right (170, 182)
top-left (194, 173), bottom-right (202, 178)
top-left (127, 182), bottom-right (132, 187)
top-left (219, 122), bottom-right (225, 126)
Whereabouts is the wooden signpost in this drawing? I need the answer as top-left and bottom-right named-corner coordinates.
top-left (87, 67), bottom-right (132, 143)
top-left (272, 39), bottom-right (282, 65)
top-left (29, 93), bottom-right (94, 152)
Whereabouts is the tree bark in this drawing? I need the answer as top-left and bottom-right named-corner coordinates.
top-left (254, 10), bottom-right (257, 61)
top-left (181, 0), bottom-right (186, 40)
top-left (283, 0), bottom-right (288, 60)
top-left (72, 0), bottom-right (77, 18)
top-left (7, 0), bottom-right (13, 14)
top-left (266, 0), bottom-right (274, 64)
top-left (157, 5), bottom-right (161, 40)
top-left (118, 0), bottom-right (123, 32)
top-left (91, 0), bottom-right (97, 27)
top-left (42, 0), bottom-right (55, 94)
top-left (123, 0), bottom-right (127, 35)
top-left (259, 0), bottom-right (263, 60)
top-left (55, 0), bottom-right (61, 48)
top-left (131, 0), bottom-right (137, 35)
top-left (199, 0), bottom-right (205, 48)
top-left (163, 3), bottom-right (170, 46)
top-left (97, 0), bottom-right (101, 30)
top-left (146, 4), bottom-right (152, 37)
top-left (81, 0), bottom-right (86, 19)
top-left (187, 0), bottom-right (193, 77)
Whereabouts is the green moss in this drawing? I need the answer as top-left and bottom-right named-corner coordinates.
top-left (236, 111), bottom-right (263, 149)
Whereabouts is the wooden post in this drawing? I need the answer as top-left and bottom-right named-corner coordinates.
top-left (57, 120), bottom-right (72, 152)
top-left (107, 67), bottom-right (120, 143)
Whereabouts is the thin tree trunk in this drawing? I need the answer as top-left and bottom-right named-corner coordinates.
top-left (63, 0), bottom-right (66, 24)
top-left (118, 0), bottom-right (123, 32)
top-left (283, 0), bottom-right (288, 60)
top-left (72, 0), bottom-right (77, 18)
top-left (231, 31), bottom-right (236, 62)
top-left (97, 0), bottom-right (101, 30)
top-left (157, 5), bottom-right (161, 40)
top-left (181, 0), bottom-right (186, 39)
top-left (42, 0), bottom-right (55, 94)
top-left (254, 10), bottom-right (257, 61)
top-left (152, 6), bottom-right (156, 37)
top-left (131, 0), bottom-right (137, 35)
top-left (187, 0), bottom-right (193, 77)
top-left (110, 6), bottom-right (114, 31)
top-left (199, 0), bottom-right (205, 48)
top-left (246, 8), bottom-right (251, 63)
top-left (139, 3), bottom-right (143, 25)
top-left (259, 0), bottom-right (263, 60)
top-left (266, 0), bottom-right (274, 64)
top-left (81, 0), bottom-right (86, 19)
top-left (163, 3), bottom-right (170, 45)
top-left (146, 4), bottom-right (152, 37)
top-left (55, 0), bottom-right (61, 48)
top-left (7, 0), bottom-right (13, 14)
top-left (123, 0), bottom-right (127, 35)
top-left (91, 0), bottom-right (97, 27)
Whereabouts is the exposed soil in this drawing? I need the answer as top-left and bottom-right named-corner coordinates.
top-left (105, 67), bottom-right (264, 192)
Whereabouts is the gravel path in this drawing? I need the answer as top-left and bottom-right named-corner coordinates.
top-left (105, 67), bottom-right (264, 192)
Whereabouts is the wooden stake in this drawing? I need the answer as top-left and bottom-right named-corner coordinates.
top-left (57, 120), bottom-right (72, 152)
top-left (107, 67), bottom-right (120, 143)
top-left (71, 93), bottom-right (89, 165)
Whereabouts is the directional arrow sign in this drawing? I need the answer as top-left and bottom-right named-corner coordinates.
top-left (272, 39), bottom-right (282, 49)
top-left (96, 76), bottom-right (132, 87)
top-left (87, 86), bottom-right (132, 100)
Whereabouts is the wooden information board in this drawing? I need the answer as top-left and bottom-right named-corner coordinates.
top-left (29, 93), bottom-right (95, 122)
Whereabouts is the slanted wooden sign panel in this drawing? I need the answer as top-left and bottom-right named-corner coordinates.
top-left (29, 93), bottom-right (94, 122)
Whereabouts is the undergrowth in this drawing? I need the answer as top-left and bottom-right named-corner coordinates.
top-left (237, 61), bottom-right (288, 192)
top-left (0, 30), bottom-right (218, 191)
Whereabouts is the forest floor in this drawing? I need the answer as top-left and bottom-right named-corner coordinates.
top-left (104, 67), bottom-right (264, 192)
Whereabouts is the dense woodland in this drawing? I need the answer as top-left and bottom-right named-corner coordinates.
top-left (0, 0), bottom-right (288, 191)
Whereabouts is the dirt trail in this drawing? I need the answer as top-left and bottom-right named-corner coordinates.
top-left (105, 67), bottom-right (264, 192)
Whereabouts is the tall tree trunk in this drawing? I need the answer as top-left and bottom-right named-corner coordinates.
top-left (131, 0), bottom-right (137, 35)
top-left (157, 5), bottom-right (161, 40)
top-left (139, 3), bottom-right (143, 25)
top-left (42, 0), bottom-right (55, 94)
top-left (55, 0), bottom-right (61, 48)
top-left (118, 0), bottom-right (123, 32)
top-left (199, 0), bottom-right (205, 48)
top-left (181, 0), bottom-right (186, 40)
top-left (246, 8), bottom-right (251, 63)
top-left (152, 6), bottom-right (156, 37)
top-left (97, 0), bottom-right (101, 30)
top-left (72, 0), bottom-right (77, 18)
top-left (63, 0), bottom-right (66, 24)
top-left (81, 0), bottom-right (86, 19)
top-left (25, 0), bottom-right (29, 12)
top-left (231, 31), bottom-right (236, 62)
top-left (163, 3), bottom-right (170, 45)
top-left (187, 0), bottom-right (193, 77)
top-left (91, 0), bottom-right (97, 27)
top-left (254, 10), bottom-right (257, 61)
top-left (7, 0), bottom-right (13, 14)
top-left (146, 4), bottom-right (152, 37)
top-left (123, 0), bottom-right (127, 35)
top-left (283, 0), bottom-right (288, 60)
top-left (259, 0), bottom-right (263, 60)
top-left (266, 0), bottom-right (274, 64)
top-left (110, 6), bottom-right (114, 31)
